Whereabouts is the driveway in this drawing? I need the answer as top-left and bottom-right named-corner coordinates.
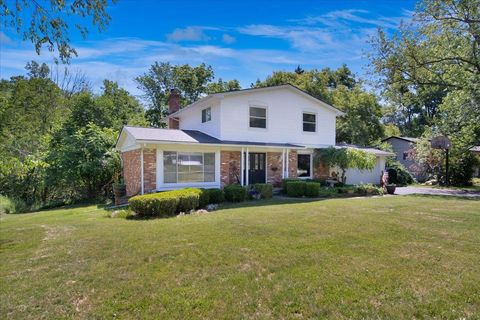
top-left (395, 186), bottom-right (480, 198)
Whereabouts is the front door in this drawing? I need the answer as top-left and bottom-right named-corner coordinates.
top-left (247, 153), bottom-right (266, 184)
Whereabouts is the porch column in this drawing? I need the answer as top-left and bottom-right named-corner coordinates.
top-left (286, 149), bottom-right (289, 178)
top-left (140, 146), bottom-right (144, 195)
top-left (281, 148), bottom-right (285, 179)
top-left (240, 147), bottom-right (244, 186)
top-left (246, 148), bottom-right (249, 186)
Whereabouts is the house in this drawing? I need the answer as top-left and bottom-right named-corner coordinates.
top-left (382, 136), bottom-right (425, 181)
top-left (116, 85), bottom-right (393, 196)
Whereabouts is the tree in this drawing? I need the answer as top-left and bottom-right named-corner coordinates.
top-left (1, 0), bottom-right (116, 62)
top-left (370, 0), bottom-right (480, 184)
top-left (136, 62), bottom-right (240, 127)
top-left (314, 147), bottom-right (376, 184)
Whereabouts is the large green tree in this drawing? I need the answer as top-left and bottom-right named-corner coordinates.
top-left (370, 0), bottom-right (480, 184)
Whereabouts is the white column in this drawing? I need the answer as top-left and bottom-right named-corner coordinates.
top-left (240, 147), bottom-right (244, 186)
top-left (246, 148), bottom-right (249, 186)
top-left (140, 146), bottom-right (144, 195)
top-left (281, 148), bottom-right (285, 179)
top-left (286, 149), bottom-right (289, 178)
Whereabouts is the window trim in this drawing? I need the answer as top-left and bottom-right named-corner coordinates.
top-left (297, 153), bottom-right (313, 179)
top-left (302, 111), bottom-right (317, 133)
top-left (201, 107), bottom-right (212, 123)
top-left (248, 105), bottom-right (268, 130)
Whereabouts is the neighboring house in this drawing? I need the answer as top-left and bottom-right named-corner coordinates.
top-left (382, 136), bottom-right (425, 181)
top-left (116, 85), bottom-right (393, 196)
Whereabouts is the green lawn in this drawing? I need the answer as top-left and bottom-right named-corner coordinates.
top-left (1, 196), bottom-right (479, 319)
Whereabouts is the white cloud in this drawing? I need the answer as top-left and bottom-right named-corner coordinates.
top-left (167, 26), bottom-right (211, 42)
top-left (222, 34), bottom-right (236, 44)
top-left (0, 31), bottom-right (12, 44)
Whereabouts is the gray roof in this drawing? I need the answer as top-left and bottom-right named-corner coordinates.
top-left (382, 136), bottom-right (420, 143)
top-left (335, 143), bottom-right (395, 156)
top-left (121, 126), bottom-right (302, 148)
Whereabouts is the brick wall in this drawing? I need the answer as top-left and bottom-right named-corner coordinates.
top-left (313, 161), bottom-right (330, 179)
top-left (288, 150), bottom-right (298, 178)
top-left (220, 151), bottom-right (241, 186)
top-left (266, 152), bottom-right (283, 186)
top-left (122, 150), bottom-right (141, 196)
top-left (143, 148), bottom-right (157, 193)
top-left (121, 148), bottom-right (157, 196)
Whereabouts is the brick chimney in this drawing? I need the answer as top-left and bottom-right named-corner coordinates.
top-left (168, 88), bottom-right (180, 129)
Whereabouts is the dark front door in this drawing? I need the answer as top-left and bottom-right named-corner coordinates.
top-left (246, 152), bottom-right (266, 184)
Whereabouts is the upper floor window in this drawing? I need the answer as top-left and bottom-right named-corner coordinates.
top-left (202, 107), bottom-right (211, 123)
top-left (303, 112), bottom-right (316, 132)
top-left (249, 106), bottom-right (267, 128)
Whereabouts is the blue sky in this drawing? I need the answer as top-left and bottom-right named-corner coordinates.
top-left (0, 0), bottom-right (415, 96)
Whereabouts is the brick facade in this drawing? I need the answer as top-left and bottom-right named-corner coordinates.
top-left (313, 161), bottom-right (330, 179)
top-left (220, 151), bottom-right (241, 186)
top-left (266, 152), bottom-right (283, 186)
top-left (288, 150), bottom-right (298, 178)
top-left (121, 148), bottom-right (157, 197)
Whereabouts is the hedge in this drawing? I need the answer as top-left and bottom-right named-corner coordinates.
top-left (129, 192), bottom-right (179, 217)
top-left (224, 184), bottom-right (247, 202)
top-left (285, 180), bottom-right (306, 197)
top-left (252, 183), bottom-right (273, 199)
top-left (204, 188), bottom-right (225, 204)
top-left (282, 178), bottom-right (301, 191)
top-left (304, 182), bottom-right (320, 197)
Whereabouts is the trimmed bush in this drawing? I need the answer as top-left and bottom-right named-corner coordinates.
top-left (304, 182), bottom-right (320, 197)
top-left (224, 184), bottom-right (247, 202)
top-left (285, 181), bottom-right (306, 197)
top-left (282, 178), bottom-right (301, 191)
top-left (252, 183), bottom-right (273, 199)
top-left (129, 192), bottom-right (179, 217)
top-left (318, 187), bottom-right (338, 197)
top-left (170, 188), bottom-right (202, 212)
top-left (355, 184), bottom-right (384, 196)
top-left (205, 188), bottom-right (225, 204)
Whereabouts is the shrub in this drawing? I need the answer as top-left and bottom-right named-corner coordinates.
top-left (205, 188), bottom-right (225, 204)
top-left (170, 188), bottom-right (201, 212)
top-left (355, 184), bottom-right (384, 196)
top-left (318, 187), bottom-right (338, 197)
top-left (387, 160), bottom-right (414, 186)
top-left (129, 192), bottom-right (179, 217)
top-left (304, 182), bottom-right (320, 197)
top-left (0, 196), bottom-right (28, 214)
top-left (224, 184), bottom-right (246, 202)
top-left (252, 183), bottom-right (273, 199)
top-left (282, 178), bottom-right (301, 191)
top-left (285, 181), bottom-right (306, 197)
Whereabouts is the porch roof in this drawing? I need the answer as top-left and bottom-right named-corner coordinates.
top-left (119, 126), bottom-right (302, 149)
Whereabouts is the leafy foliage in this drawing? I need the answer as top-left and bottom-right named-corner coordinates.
top-left (314, 147), bottom-right (376, 184)
top-left (1, 0), bottom-right (116, 63)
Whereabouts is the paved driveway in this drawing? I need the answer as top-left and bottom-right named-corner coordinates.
top-left (395, 186), bottom-right (480, 198)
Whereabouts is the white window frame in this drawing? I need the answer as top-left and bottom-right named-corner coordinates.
top-left (297, 152), bottom-right (313, 179)
top-left (201, 107), bottom-right (212, 123)
top-left (302, 111), bottom-right (317, 133)
top-left (248, 105), bottom-right (268, 130)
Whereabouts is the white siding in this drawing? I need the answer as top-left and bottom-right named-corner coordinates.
top-left (343, 156), bottom-right (386, 185)
top-left (216, 88), bottom-right (337, 146)
top-left (179, 100), bottom-right (221, 138)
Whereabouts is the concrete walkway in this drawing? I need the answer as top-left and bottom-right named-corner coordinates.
top-left (395, 186), bottom-right (480, 198)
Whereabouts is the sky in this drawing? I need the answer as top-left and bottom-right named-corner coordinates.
top-left (0, 0), bottom-right (416, 97)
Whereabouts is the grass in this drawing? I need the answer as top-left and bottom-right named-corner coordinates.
top-left (1, 196), bottom-right (480, 319)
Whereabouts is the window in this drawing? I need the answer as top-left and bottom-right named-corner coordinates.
top-left (202, 107), bottom-right (211, 123)
top-left (297, 154), bottom-right (311, 178)
top-left (163, 152), bottom-right (215, 183)
top-left (249, 106), bottom-right (266, 128)
top-left (303, 112), bottom-right (316, 132)
top-left (403, 152), bottom-right (408, 160)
